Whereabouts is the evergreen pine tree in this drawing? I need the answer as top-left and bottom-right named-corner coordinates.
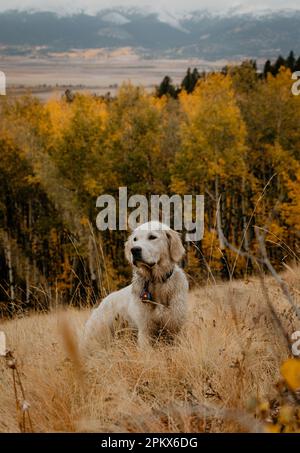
top-left (221, 65), bottom-right (229, 76)
top-left (156, 76), bottom-right (176, 98)
top-left (295, 56), bottom-right (300, 71)
top-left (273, 55), bottom-right (286, 75)
top-left (191, 68), bottom-right (200, 92)
top-left (181, 68), bottom-right (193, 93)
top-left (287, 50), bottom-right (296, 71)
top-left (263, 60), bottom-right (272, 78)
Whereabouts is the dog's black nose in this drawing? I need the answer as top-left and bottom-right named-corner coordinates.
top-left (131, 246), bottom-right (142, 259)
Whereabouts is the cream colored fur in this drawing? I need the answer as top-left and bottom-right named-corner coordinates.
top-left (82, 221), bottom-right (188, 349)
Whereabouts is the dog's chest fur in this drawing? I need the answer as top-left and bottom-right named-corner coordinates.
top-left (149, 280), bottom-right (171, 308)
top-left (133, 275), bottom-right (178, 332)
top-left (133, 275), bottom-right (173, 309)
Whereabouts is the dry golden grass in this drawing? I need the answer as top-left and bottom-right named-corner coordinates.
top-left (1, 268), bottom-right (300, 433)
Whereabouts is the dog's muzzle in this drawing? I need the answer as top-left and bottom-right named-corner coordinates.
top-left (131, 246), bottom-right (142, 263)
top-left (131, 247), bottom-right (155, 268)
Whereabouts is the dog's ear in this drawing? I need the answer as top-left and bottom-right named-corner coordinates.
top-left (166, 230), bottom-right (185, 263)
top-left (124, 238), bottom-right (131, 263)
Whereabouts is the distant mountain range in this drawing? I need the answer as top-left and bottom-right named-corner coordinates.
top-left (0, 8), bottom-right (300, 60)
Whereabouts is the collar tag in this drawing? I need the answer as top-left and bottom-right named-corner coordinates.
top-left (141, 290), bottom-right (153, 303)
top-left (140, 268), bottom-right (174, 304)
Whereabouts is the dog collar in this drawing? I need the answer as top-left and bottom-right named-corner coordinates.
top-left (161, 268), bottom-right (174, 283)
top-left (140, 268), bottom-right (174, 304)
top-left (140, 283), bottom-right (153, 303)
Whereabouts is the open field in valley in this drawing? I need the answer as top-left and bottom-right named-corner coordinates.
top-left (0, 51), bottom-right (234, 100)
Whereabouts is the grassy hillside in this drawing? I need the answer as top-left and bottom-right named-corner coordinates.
top-left (1, 267), bottom-right (299, 433)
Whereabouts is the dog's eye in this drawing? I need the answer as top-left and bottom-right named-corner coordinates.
top-left (133, 237), bottom-right (137, 242)
top-left (148, 235), bottom-right (157, 240)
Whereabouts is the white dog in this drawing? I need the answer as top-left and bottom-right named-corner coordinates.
top-left (82, 221), bottom-right (188, 349)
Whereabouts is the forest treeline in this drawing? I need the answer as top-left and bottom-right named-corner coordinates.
top-left (0, 59), bottom-right (299, 315)
top-left (157, 51), bottom-right (300, 98)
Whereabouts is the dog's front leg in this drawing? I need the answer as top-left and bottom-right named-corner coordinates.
top-left (137, 329), bottom-right (151, 349)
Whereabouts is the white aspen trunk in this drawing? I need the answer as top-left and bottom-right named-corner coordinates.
top-left (215, 175), bottom-right (225, 250)
top-left (88, 235), bottom-right (96, 283)
top-left (29, 201), bottom-right (37, 288)
top-left (25, 258), bottom-right (30, 304)
top-left (241, 177), bottom-right (249, 251)
top-left (3, 232), bottom-right (15, 301)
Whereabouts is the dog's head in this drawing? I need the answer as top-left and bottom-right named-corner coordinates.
top-left (125, 221), bottom-right (185, 278)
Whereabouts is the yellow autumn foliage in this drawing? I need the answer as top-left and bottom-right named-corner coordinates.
top-left (281, 359), bottom-right (300, 391)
